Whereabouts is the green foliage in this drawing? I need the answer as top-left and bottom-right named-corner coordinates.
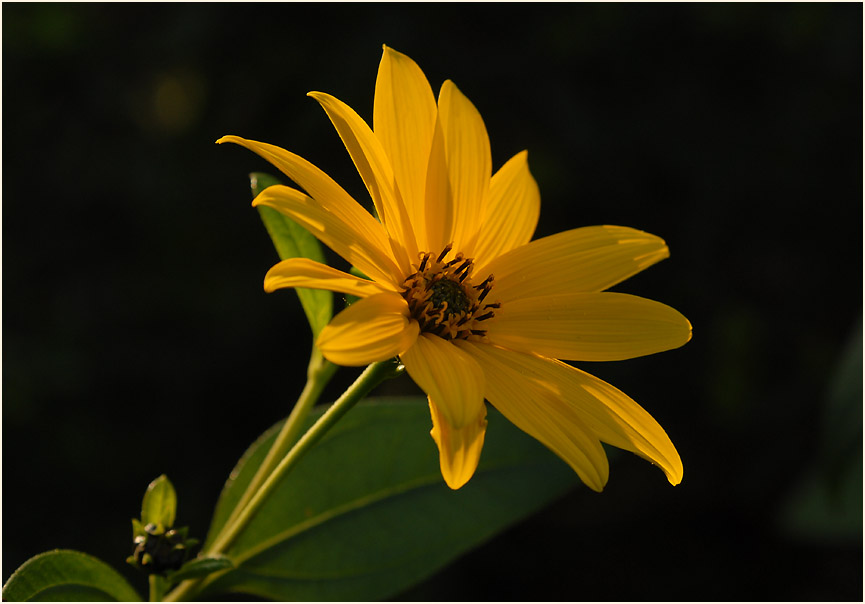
top-left (167, 556), bottom-right (234, 583)
top-left (140, 474), bottom-right (176, 531)
top-left (199, 397), bottom-right (578, 601)
top-left (251, 172), bottom-right (332, 338)
top-left (2, 550), bottom-right (141, 602)
top-left (131, 518), bottom-right (145, 539)
top-left (779, 319), bottom-right (863, 542)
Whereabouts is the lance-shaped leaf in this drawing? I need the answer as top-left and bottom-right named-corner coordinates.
top-left (198, 397), bottom-right (578, 601)
top-left (251, 172), bottom-right (332, 338)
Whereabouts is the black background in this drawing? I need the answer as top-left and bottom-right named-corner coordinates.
top-left (3, 3), bottom-right (862, 601)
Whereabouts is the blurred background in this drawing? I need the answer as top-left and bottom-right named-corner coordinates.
top-left (3, 3), bottom-right (862, 601)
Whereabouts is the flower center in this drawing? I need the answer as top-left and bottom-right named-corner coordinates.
top-left (400, 243), bottom-right (499, 341)
top-left (429, 279), bottom-right (470, 318)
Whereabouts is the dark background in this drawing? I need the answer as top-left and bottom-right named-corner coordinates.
top-left (3, 3), bottom-right (862, 601)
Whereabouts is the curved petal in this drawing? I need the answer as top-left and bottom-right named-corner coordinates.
top-left (458, 341), bottom-right (609, 491)
top-left (428, 397), bottom-right (488, 490)
top-left (253, 185), bottom-right (401, 288)
top-left (462, 342), bottom-right (681, 486)
top-left (487, 292), bottom-right (692, 362)
top-left (308, 91), bottom-right (418, 271)
top-left (264, 257), bottom-right (390, 297)
top-left (422, 110), bottom-right (453, 254)
top-left (374, 46), bottom-right (436, 244)
top-left (467, 150), bottom-right (540, 269)
top-left (317, 292), bottom-right (419, 366)
top-left (217, 135), bottom-right (397, 270)
top-left (480, 225), bottom-right (670, 302)
top-left (400, 333), bottom-right (485, 429)
top-left (437, 80), bottom-right (491, 251)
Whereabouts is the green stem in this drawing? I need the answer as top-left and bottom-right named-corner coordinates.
top-left (149, 575), bottom-right (164, 602)
top-left (162, 359), bottom-right (401, 602)
top-left (215, 349), bottom-right (335, 545)
top-left (209, 359), bottom-right (397, 553)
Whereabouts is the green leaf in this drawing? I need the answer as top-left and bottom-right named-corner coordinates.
top-left (141, 474), bottom-right (176, 531)
top-left (778, 319), bottom-right (863, 542)
top-left (166, 556), bottom-right (233, 583)
top-left (251, 172), bottom-right (332, 338)
top-left (2, 550), bottom-right (142, 602)
top-left (200, 397), bottom-right (577, 601)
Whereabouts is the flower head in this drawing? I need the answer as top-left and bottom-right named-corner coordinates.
top-left (219, 46), bottom-right (692, 490)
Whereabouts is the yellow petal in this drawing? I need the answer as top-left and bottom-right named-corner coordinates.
top-left (457, 341), bottom-right (609, 491)
top-left (428, 397), bottom-right (487, 490)
top-left (400, 333), bottom-right (485, 429)
top-left (422, 110), bottom-right (453, 254)
top-left (467, 150), bottom-right (540, 270)
top-left (263, 257), bottom-right (390, 297)
top-left (487, 292), bottom-right (692, 362)
top-left (374, 46), bottom-right (436, 246)
top-left (253, 185), bottom-right (401, 288)
top-left (217, 135), bottom-right (397, 273)
top-left (317, 292), bottom-right (419, 366)
top-left (307, 91), bottom-right (418, 271)
top-left (437, 80), bottom-right (491, 251)
top-left (462, 341), bottom-right (682, 485)
top-left (482, 225), bottom-right (670, 303)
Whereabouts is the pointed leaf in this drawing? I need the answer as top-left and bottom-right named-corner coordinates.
top-left (141, 474), bottom-right (176, 530)
top-left (2, 550), bottom-right (142, 602)
top-left (251, 172), bottom-right (333, 338)
top-left (200, 397), bottom-right (577, 601)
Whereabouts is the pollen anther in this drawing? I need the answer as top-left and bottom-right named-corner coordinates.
top-left (400, 244), bottom-right (500, 341)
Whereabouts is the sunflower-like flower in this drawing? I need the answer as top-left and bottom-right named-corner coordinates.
top-left (219, 46), bottom-right (692, 491)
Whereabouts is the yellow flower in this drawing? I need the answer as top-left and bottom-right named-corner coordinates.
top-left (219, 45), bottom-right (692, 491)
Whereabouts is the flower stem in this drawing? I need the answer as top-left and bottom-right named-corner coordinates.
top-left (162, 359), bottom-right (402, 602)
top-left (149, 575), bottom-right (165, 602)
top-left (215, 348), bottom-right (335, 544)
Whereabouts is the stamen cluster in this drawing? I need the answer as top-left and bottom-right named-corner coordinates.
top-left (400, 244), bottom-right (499, 340)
